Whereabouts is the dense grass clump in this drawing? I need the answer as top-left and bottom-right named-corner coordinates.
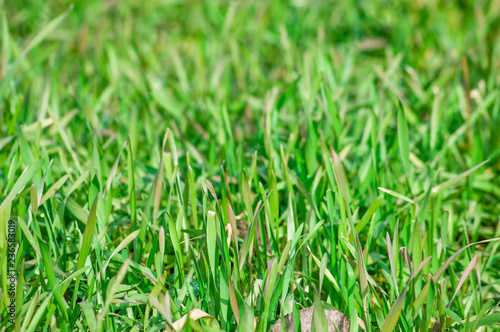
top-left (1, 0), bottom-right (500, 331)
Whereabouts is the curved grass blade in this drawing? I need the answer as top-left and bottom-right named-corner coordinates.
top-left (433, 237), bottom-right (500, 283)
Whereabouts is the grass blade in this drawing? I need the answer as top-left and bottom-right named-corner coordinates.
top-left (446, 254), bottom-right (478, 308)
top-left (397, 99), bottom-right (411, 181)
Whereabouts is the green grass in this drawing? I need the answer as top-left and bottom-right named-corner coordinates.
top-left (1, 0), bottom-right (500, 331)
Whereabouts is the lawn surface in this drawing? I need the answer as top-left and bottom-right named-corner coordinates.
top-left (1, 0), bottom-right (500, 331)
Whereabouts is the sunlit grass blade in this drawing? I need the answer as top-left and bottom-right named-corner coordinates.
top-left (71, 196), bottom-right (99, 308)
top-left (386, 232), bottom-right (399, 295)
top-left (312, 290), bottom-right (328, 332)
top-left (99, 229), bottom-right (140, 280)
top-left (446, 254), bottom-right (478, 308)
top-left (308, 246), bottom-right (340, 292)
top-left (355, 195), bottom-right (383, 233)
top-left (433, 238), bottom-right (500, 282)
top-left (98, 259), bottom-right (130, 331)
top-left (430, 159), bottom-right (489, 196)
top-left (381, 286), bottom-right (407, 332)
top-left (378, 187), bottom-right (415, 205)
